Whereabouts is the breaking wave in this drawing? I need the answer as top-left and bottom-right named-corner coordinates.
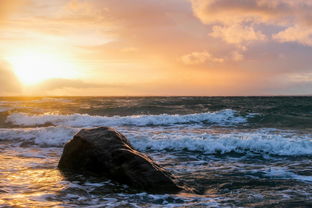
top-left (6, 109), bottom-right (248, 127)
top-left (0, 127), bottom-right (79, 146)
top-left (1, 127), bottom-right (311, 156)
top-left (131, 130), bottom-right (312, 156)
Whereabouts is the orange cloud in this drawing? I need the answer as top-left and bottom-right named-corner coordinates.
top-left (181, 51), bottom-right (224, 65)
top-left (190, 0), bottom-right (312, 25)
top-left (273, 26), bottom-right (312, 46)
top-left (210, 24), bottom-right (266, 45)
top-left (1, 0), bottom-right (312, 95)
top-left (231, 51), bottom-right (244, 62)
top-left (190, 0), bottom-right (312, 46)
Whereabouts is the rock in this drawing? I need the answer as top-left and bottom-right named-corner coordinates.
top-left (58, 127), bottom-right (185, 194)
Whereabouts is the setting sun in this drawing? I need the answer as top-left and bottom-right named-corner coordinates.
top-left (0, 0), bottom-right (312, 207)
top-left (7, 51), bottom-right (78, 85)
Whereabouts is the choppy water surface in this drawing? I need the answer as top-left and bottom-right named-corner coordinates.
top-left (0, 97), bottom-right (312, 207)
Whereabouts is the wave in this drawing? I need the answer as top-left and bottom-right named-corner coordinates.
top-left (131, 130), bottom-right (312, 156)
top-left (0, 127), bottom-right (79, 146)
top-left (264, 167), bottom-right (312, 182)
top-left (6, 109), bottom-right (248, 127)
top-left (1, 127), bottom-right (312, 156)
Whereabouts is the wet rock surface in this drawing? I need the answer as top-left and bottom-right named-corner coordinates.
top-left (58, 127), bottom-right (185, 194)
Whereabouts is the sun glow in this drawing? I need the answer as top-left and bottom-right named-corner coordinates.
top-left (7, 51), bottom-right (79, 85)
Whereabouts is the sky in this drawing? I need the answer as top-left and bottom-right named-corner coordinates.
top-left (0, 0), bottom-right (312, 96)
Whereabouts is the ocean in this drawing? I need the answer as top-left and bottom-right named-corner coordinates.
top-left (0, 96), bottom-right (311, 207)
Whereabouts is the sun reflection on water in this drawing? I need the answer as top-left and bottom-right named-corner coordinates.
top-left (0, 149), bottom-right (66, 207)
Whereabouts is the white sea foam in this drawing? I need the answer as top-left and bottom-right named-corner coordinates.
top-left (0, 127), bottom-right (79, 146)
top-left (264, 167), bottom-right (312, 182)
top-left (6, 109), bottom-right (247, 127)
top-left (0, 127), bottom-right (312, 156)
top-left (129, 129), bottom-right (312, 156)
top-left (132, 133), bottom-right (312, 155)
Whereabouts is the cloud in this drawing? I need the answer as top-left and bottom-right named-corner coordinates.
top-left (21, 78), bottom-right (126, 96)
top-left (273, 26), bottom-right (312, 46)
top-left (261, 72), bottom-right (312, 95)
top-left (190, 0), bottom-right (312, 25)
top-left (0, 62), bottom-right (21, 95)
top-left (209, 24), bottom-right (266, 45)
top-left (231, 51), bottom-right (244, 62)
top-left (287, 72), bottom-right (312, 83)
top-left (190, 0), bottom-right (312, 46)
top-left (181, 51), bottom-right (224, 65)
top-left (35, 78), bottom-right (117, 91)
top-left (1, 0), bottom-right (312, 95)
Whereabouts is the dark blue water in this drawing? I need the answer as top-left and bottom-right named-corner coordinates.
top-left (0, 97), bottom-right (311, 207)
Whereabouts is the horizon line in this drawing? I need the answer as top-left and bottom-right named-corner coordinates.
top-left (1, 95), bottom-right (312, 98)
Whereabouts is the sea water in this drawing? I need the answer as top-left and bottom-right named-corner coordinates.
top-left (0, 96), bottom-right (311, 207)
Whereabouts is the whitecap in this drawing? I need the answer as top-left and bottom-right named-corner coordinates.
top-left (0, 127), bottom-right (312, 156)
top-left (6, 109), bottom-right (248, 127)
top-left (0, 126), bottom-right (79, 146)
top-left (264, 167), bottom-right (312, 182)
top-left (130, 129), bottom-right (312, 156)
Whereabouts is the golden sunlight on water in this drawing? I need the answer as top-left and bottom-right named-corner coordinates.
top-left (0, 148), bottom-right (66, 207)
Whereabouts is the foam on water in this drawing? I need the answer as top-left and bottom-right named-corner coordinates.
top-left (1, 126), bottom-right (311, 156)
top-left (1, 97), bottom-right (312, 207)
top-left (6, 109), bottom-right (248, 127)
top-left (264, 167), bottom-right (312, 182)
top-left (0, 127), bottom-right (79, 146)
top-left (131, 130), bottom-right (312, 156)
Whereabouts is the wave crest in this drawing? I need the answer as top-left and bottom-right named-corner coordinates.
top-left (6, 109), bottom-right (247, 127)
top-left (1, 127), bottom-right (311, 156)
top-left (131, 131), bottom-right (312, 156)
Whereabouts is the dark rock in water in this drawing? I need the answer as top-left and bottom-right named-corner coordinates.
top-left (58, 127), bottom-right (186, 194)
